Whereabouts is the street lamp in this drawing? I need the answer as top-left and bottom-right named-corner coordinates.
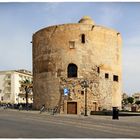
top-left (0, 89), bottom-right (2, 104)
top-left (81, 80), bottom-right (89, 116)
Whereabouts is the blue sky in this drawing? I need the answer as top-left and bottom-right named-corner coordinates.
top-left (0, 2), bottom-right (140, 95)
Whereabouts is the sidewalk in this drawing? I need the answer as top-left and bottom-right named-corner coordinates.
top-left (2, 108), bottom-right (140, 121)
top-left (5, 108), bottom-right (111, 120)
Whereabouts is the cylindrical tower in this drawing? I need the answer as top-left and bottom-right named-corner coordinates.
top-left (32, 16), bottom-right (122, 114)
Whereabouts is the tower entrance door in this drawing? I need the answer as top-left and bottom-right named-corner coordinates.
top-left (93, 102), bottom-right (97, 111)
top-left (67, 102), bottom-right (77, 114)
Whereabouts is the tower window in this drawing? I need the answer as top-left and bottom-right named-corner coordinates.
top-left (68, 63), bottom-right (78, 78)
top-left (69, 41), bottom-right (75, 49)
top-left (81, 34), bottom-right (85, 43)
top-left (97, 67), bottom-right (100, 73)
top-left (113, 75), bottom-right (119, 82)
top-left (105, 73), bottom-right (109, 79)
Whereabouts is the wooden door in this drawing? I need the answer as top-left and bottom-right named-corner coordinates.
top-left (67, 102), bottom-right (77, 114)
top-left (93, 102), bottom-right (97, 111)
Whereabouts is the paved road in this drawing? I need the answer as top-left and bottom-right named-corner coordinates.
top-left (0, 109), bottom-right (140, 138)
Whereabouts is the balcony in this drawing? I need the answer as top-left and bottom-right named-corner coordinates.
top-left (4, 75), bottom-right (11, 81)
top-left (3, 87), bottom-right (11, 93)
top-left (5, 84), bottom-right (11, 88)
top-left (5, 91), bottom-right (11, 94)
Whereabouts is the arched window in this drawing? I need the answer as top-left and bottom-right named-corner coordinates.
top-left (81, 34), bottom-right (85, 43)
top-left (68, 63), bottom-right (78, 78)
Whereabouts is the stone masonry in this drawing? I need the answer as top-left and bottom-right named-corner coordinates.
top-left (32, 16), bottom-right (122, 115)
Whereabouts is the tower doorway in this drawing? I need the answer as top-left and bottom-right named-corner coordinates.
top-left (67, 102), bottom-right (77, 114)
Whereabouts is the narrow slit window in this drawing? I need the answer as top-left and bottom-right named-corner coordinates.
top-left (113, 75), bottom-right (119, 82)
top-left (81, 34), bottom-right (85, 43)
top-left (97, 67), bottom-right (100, 73)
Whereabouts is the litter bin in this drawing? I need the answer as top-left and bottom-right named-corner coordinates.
top-left (112, 107), bottom-right (119, 120)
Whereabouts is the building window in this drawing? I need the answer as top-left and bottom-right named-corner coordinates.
top-left (7, 75), bottom-right (11, 79)
top-left (69, 41), bottom-right (75, 49)
top-left (68, 63), bottom-right (78, 78)
top-left (105, 73), bottom-right (109, 79)
top-left (81, 34), bottom-right (85, 43)
top-left (8, 82), bottom-right (11, 86)
top-left (1, 96), bottom-right (3, 101)
top-left (113, 75), bottom-right (119, 82)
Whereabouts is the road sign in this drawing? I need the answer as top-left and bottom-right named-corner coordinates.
top-left (64, 88), bottom-right (69, 96)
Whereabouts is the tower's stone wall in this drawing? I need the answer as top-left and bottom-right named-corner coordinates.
top-left (32, 16), bottom-right (122, 114)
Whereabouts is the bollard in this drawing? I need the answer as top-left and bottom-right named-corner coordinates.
top-left (112, 107), bottom-right (119, 120)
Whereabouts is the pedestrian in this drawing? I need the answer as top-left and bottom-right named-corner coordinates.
top-left (40, 104), bottom-right (45, 114)
top-left (3, 104), bottom-right (7, 110)
top-left (19, 104), bottom-right (22, 111)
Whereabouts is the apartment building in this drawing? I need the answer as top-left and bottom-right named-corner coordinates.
top-left (0, 69), bottom-right (33, 104)
top-left (132, 93), bottom-right (140, 102)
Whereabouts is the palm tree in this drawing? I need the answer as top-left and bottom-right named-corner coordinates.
top-left (127, 97), bottom-right (134, 111)
top-left (20, 79), bottom-right (33, 109)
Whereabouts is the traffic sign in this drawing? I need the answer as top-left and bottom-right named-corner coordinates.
top-left (64, 88), bottom-right (69, 96)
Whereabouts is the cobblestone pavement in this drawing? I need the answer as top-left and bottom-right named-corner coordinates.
top-left (0, 109), bottom-right (140, 138)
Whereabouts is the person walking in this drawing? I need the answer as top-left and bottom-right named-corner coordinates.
top-left (19, 104), bottom-right (22, 111)
top-left (40, 104), bottom-right (45, 114)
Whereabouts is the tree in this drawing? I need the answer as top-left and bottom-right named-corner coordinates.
top-left (127, 97), bottom-right (134, 105)
top-left (20, 79), bottom-right (33, 109)
top-left (122, 98), bottom-right (128, 105)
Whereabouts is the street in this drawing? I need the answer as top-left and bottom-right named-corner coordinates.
top-left (0, 109), bottom-right (140, 138)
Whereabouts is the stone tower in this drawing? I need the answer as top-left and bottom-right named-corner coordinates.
top-left (32, 16), bottom-right (122, 115)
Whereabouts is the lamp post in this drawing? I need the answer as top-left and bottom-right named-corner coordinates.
top-left (0, 89), bottom-right (2, 104)
top-left (85, 87), bottom-right (88, 116)
top-left (81, 80), bottom-right (89, 116)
